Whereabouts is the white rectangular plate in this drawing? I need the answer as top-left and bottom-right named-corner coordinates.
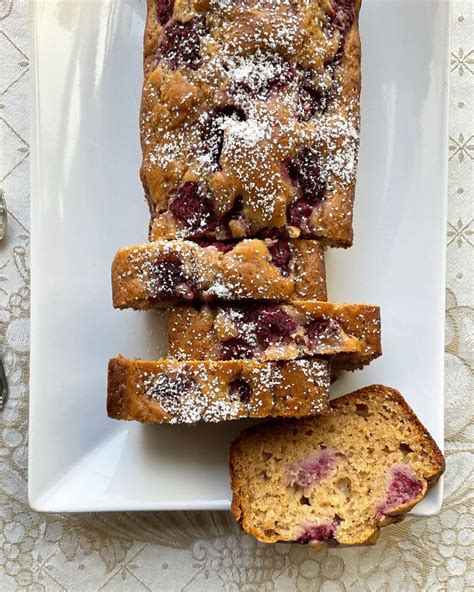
top-left (29, 0), bottom-right (449, 512)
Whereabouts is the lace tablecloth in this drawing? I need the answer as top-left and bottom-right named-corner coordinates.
top-left (1, 1), bottom-right (472, 590)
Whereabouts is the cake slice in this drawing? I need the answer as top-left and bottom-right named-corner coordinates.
top-left (112, 238), bottom-right (326, 309)
top-left (230, 385), bottom-right (445, 548)
top-left (107, 356), bottom-right (330, 424)
top-left (141, 0), bottom-right (361, 246)
top-left (168, 301), bottom-right (381, 370)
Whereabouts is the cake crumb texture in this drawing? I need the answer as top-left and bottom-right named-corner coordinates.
top-left (229, 385), bottom-right (445, 548)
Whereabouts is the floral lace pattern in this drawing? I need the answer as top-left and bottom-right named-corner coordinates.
top-left (0, 1), bottom-right (473, 590)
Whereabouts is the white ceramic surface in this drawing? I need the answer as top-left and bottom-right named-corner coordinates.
top-left (29, 0), bottom-right (449, 512)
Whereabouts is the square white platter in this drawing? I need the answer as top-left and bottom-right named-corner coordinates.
top-left (29, 0), bottom-right (449, 512)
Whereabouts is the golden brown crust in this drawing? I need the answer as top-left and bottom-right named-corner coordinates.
top-left (107, 356), bottom-right (331, 424)
top-left (140, 0), bottom-right (362, 246)
top-left (229, 384), bottom-right (445, 548)
top-left (143, 0), bottom-right (159, 77)
top-left (106, 357), bottom-right (130, 418)
top-left (309, 11), bottom-right (361, 246)
top-left (111, 239), bottom-right (327, 309)
top-left (167, 301), bottom-right (381, 369)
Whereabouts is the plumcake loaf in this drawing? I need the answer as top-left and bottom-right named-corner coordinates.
top-left (107, 355), bottom-right (330, 424)
top-left (112, 238), bottom-right (326, 309)
top-left (229, 385), bottom-right (445, 548)
top-left (168, 301), bottom-right (381, 369)
top-left (141, 0), bottom-right (361, 246)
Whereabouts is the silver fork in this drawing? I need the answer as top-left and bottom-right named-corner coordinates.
top-left (0, 357), bottom-right (7, 410)
top-left (0, 190), bottom-right (7, 241)
top-left (0, 190), bottom-right (7, 408)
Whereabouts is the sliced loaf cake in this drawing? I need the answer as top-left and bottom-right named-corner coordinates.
top-left (108, 355), bottom-right (331, 424)
top-left (230, 385), bottom-right (445, 548)
top-left (168, 301), bottom-right (381, 370)
top-left (112, 238), bottom-right (326, 309)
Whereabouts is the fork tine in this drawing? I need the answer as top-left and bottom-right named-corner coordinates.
top-left (0, 357), bottom-right (8, 410)
top-left (0, 190), bottom-right (7, 241)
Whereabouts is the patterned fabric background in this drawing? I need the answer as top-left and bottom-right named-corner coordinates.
top-left (0, 0), bottom-right (472, 590)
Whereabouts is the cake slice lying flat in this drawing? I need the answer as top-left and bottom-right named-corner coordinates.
top-left (168, 301), bottom-right (381, 370)
top-left (230, 385), bottom-right (445, 548)
top-left (107, 356), bottom-right (330, 424)
top-left (112, 238), bottom-right (326, 309)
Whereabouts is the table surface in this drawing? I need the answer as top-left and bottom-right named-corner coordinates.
top-left (1, 0), bottom-right (473, 590)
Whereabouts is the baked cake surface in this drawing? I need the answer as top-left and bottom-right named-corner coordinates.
top-left (141, 0), bottom-right (361, 246)
top-left (107, 355), bottom-right (331, 424)
top-left (229, 385), bottom-right (445, 548)
top-left (112, 238), bottom-right (327, 308)
top-left (168, 301), bottom-right (381, 369)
